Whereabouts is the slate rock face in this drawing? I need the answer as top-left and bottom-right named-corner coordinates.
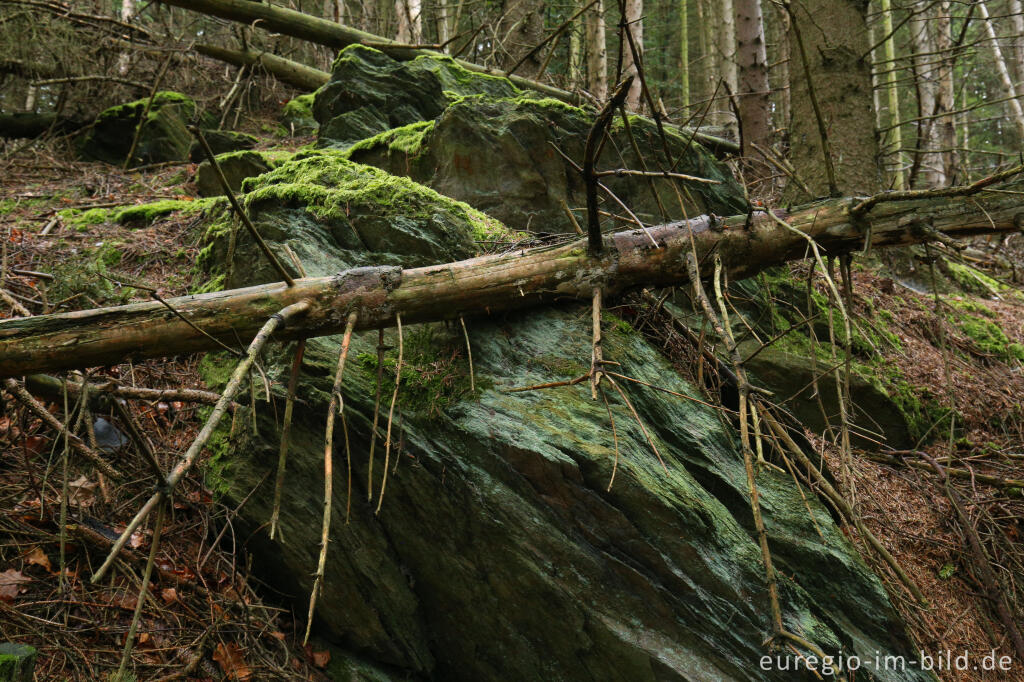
top-left (199, 152), bottom-right (930, 682)
top-left (195, 150), bottom-right (272, 197)
top-left (314, 46), bottom-right (746, 232)
top-left (79, 91), bottom-right (204, 167)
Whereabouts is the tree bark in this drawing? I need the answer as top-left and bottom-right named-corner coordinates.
top-left (978, 0), bottom-right (1024, 146)
top-left (621, 0), bottom-right (643, 110)
top-left (734, 0), bottom-right (769, 160)
top-left (586, 0), bottom-right (608, 99)
top-left (2, 188), bottom-right (1022, 378)
top-left (195, 44), bottom-right (330, 90)
top-left (786, 0), bottom-right (879, 198)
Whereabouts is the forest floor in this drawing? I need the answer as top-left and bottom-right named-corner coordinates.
top-left (1, 135), bottom-right (1023, 681)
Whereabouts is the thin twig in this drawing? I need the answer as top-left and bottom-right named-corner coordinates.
top-left (270, 340), bottom-right (305, 540)
top-left (375, 314), bottom-right (404, 515)
top-left (90, 301), bottom-right (310, 584)
top-left (305, 311), bottom-right (357, 644)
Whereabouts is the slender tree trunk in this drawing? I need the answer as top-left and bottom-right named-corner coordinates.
top-left (569, 14), bottom-right (583, 87)
top-left (3, 187), bottom-right (1023, 378)
top-left (908, 1), bottom-right (940, 186)
top-left (117, 0), bottom-right (135, 75)
top-left (877, 0), bottom-right (905, 189)
top-left (716, 0), bottom-right (737, 130)
top-left (978, 0), bottom-right (1024, 146)
top-left (734, 0), bottom-right (769, 159)
top-left (932, 1), bottom-right (956, 184)
top-left (679, 0), bottom-right (689, 107)
top-left (437, 0), bottom-right (449, 50)
top-left (622, 0), bottom-right (643, 110)
top-left (586, 0), bottom-right (608, 99)
top-left (1008, 0), bottom-right (1024, 87)
top-left (395, 0), bottom-right (422, 43)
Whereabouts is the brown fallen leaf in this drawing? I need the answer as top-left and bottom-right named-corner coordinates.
top-left (24, 546), bottom-right (52, 572)
top-left (0, 569), bottom-right (31, 602)
top-left (213, 642), bottom-right (252, 681)
top-left (68, 474), bottom-right (98, 507)
top-left (312, 649), bottom-right (331, 668)
top-left (161, 587), bottom-right (178, 604)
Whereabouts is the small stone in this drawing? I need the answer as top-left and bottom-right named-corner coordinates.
top-left (0, 643), bottom-right (37, 682)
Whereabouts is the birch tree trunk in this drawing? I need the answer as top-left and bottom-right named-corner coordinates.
top-left (395, 0), bottom-right (422, 43)
top-left (716, 0), bottom-right (737, 130)
top-left (908, 1), bottom-right (940, 186)
top-left (978, 0), bottom-right (1024, 146)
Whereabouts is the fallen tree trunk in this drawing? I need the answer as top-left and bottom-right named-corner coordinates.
top-left (156, 0), bottom-right (739, 156)
top-left (1, 189), bottom-right (1021, 377)
top-left (0, 113), bottom-right (86, 138)
top-left (194, 43), bottom-right (329, 91)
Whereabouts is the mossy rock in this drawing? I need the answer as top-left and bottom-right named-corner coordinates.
top-left (196, 154), bottom-right (928, 681)
top-left (313, 45), bottom-right (517, 147)
top-left (347, 94), bottom-right (746, 233)
top-left (195, 150), bottom-right (279, 197)
top-left (188, 129), bottom-right (258, 162)
top-left (281, 93), bottom-right (318, 135)
top-left (0, 643), bottom-right (36, 682)
top-left (79, 91), bottom-right (209, 167)
top-left (199, 150), bottom-right (510, 287)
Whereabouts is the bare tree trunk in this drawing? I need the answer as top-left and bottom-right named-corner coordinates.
top-left (569, 12), bottom-right (583, 88)
top-left (1008, 0), bottom-right (1024, 87)
top-left (586, 0), bottom-right (608, 99)
top-left (786, 0), bottom-right (879, 197)
top-left (117, 0), bottom-right (136, 75)
top-left (908, 1), bottom-right (940, 186)
top-left (932, 1), bottom-right (956, 183)
top-left (3, 186), bottom-right (1022, 378)
top-left (716, 0), bottom-right (737, 131)
top-left (978, 0), bottom-right (1024, 146)
top-left (679, 0), bottom-right (689, 107)
top-left (395, 0), bottom-right (422, 43)
top-left (622, 0), bottom-right (643, 110)
top-left (734, 0), bottom-right (769, 159)
top-left (876, 0), bottom-right (905, 189)
top-left (437, 0), bottom-right (449, 50)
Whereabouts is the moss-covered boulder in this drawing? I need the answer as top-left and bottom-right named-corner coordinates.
top-left (79, 91), bottom-right (205, 167)
top-left (199, 150), bottom-right (507, 287)
top-left (188, 129), bottom-right (258, 162)
top-left (198, 153), bottom-right (929, 681)
top-left (314, 45), bottom-right (516, 147)
top-left (0, 643), bottom-right (36, 682)
top-left (315, 46), bottom-right (745, 232)
top-left (194, 150), bottom-right (291, 197)
top-left (346, 94), bottom-right (746, 232)
top-left (281, 93), bottom-right (318, 135)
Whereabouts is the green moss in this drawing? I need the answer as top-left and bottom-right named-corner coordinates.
top-left (356, 323), bottom-right (480, 417)
top-left (242, 151), bottom-right (515, 244)
top-left (112, 198), bottom-right (215, 225)
top-left (346, 120), bottom-right (435, 157)
top-left (945, 260), bottom-right (1007, 295)
top-left (943, 296), bottom-right (998, 318)
top-left (282, 93), bottom-right (315, 120)
top-left (951, 311), bottom-right (1024, 361)
top-left (60, 207), bottom-right (113, 230)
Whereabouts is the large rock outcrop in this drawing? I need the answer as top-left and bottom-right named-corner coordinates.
top-left (313, 46), bottom-right (746, 233)
top-left (199, 151), bottom-right (930, 681)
